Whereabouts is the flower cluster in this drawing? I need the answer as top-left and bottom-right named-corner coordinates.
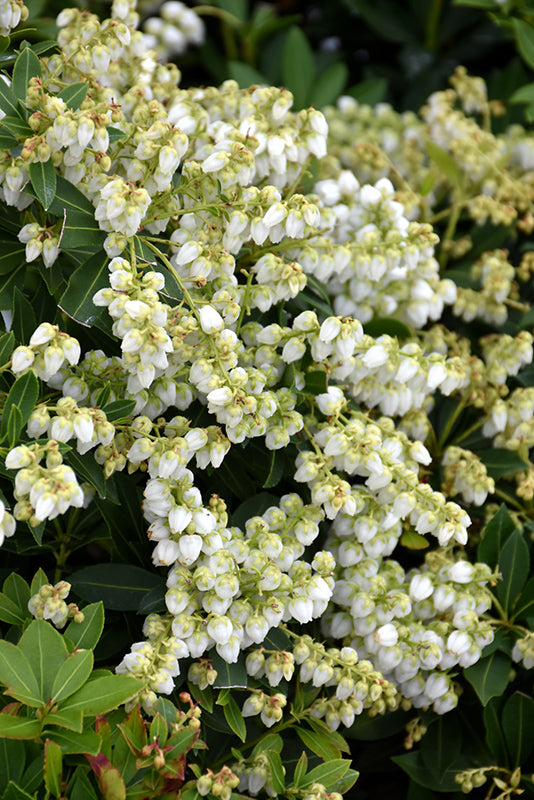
top-left (28, 580), bottom-right (84, 628)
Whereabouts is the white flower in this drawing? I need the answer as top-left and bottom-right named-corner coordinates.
top-left (199, 305), bottom-right (224, 334)
top-left (409, 574), bottom-right (433, 602)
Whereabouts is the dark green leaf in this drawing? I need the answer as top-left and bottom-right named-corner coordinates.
top-left (65, 450), bottom-right (110, 500)
top-left (475, 448), bottom-right (528, 480)
top-left (12, 287), bottom-right (36, 346)
top-left (3, 781), bottom-right (35, 800)
top-left (45, 705), bottom-right (83, 733)
top-left (282, 26), bottom-right (315, 109)
top-left (231, 491), bottom-right (278, 529)
top-left (57, 82), bottom-right (88, 110)
top-left (478, 504), bottom-right (517, 566)
top-left (48, 177), bottom-right (104, 255)
top-left (69, 767), bottom-right (99, 800)
top-left (59, 674), bottom-right (143, 717)
top-left (137, 582), bottom-right (166, 614)
top-left (1, 370), bottom-right (39, 439)
top-left (3, 572), bottom-right (30, 613)
top-left (262, 449), bottom-right (284, 489)
top-left (453, 0), bottom-right (495, 7)
top-left (228, 60), bottom-right (267, 88)
top-left (0, 116), bottom-right (32, 137)
top-left (496, 528), bottom-right (530, 612)
top-left (464, 651), bottom-right (511, 706)
top-left (0, 262), bottom-right (26, 308)
top-left (265, 750), bottom-right (285, 794)
top-left (300, 759), bottom-right (350, 790)
top-left (0, 79), bottom-right (24, 118)
top-left (29, 159), bottom-right (57, 211)
top-left (348, 77), bottom-right (387, 105)
top-left (0, 331), bottom-right (14, 364)
top-left (502, 692), bottom-right (534, 766)
top-left (5, 405), bottom-right (22, 448)
top-left (484, 698), bottom-right (508, 764)
top-left (0, 716), bottom-right (42, 740)
top-left (0, 243), bottom-right (25, 277)
top-left (69, 564), bottom-right (162, 611)
top-left (0, 592), bottom-right (27, 626)
top-left (51, 649), bottom-right (94, 704)
top-left (363, 318), bottom-right (412, 339)
top-left (210, 651), bottom-right (248, 688)
top-left (251, 733), bottom-right (283, 758)
top-left (391, 752), bottom-right (468, 792)
top-left (514, 19), bottom-right (534, 70)
top-left (312, 62), bottom-right (348, 109)
top-left (511, 575), bottom-right (534, 621)
top-left (29, 568), bottom-right (48, 596)
top-left (12, 47), bottom-right (42, 102)
top-left (0, 738), bottom-right (25, 791)
top-left (420, 716), bottom-right (462, 779)
top-left (64, 602), bottom-right (104, 651)
top-left (58, 249), bottom-right (108, 326)
top-left (511, 81), bottom-right (534, 104)
top-left (102, 399), bottom-right (136, 422)
top-left (106, 126), bottom-right (126, 144)
top-left (305, 371), bottom-right (328, 395)
top-left (223, 695), bottom-right (247, 742)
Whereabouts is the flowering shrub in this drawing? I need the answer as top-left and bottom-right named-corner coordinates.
top-left (0, 1), bottom-right (533, 798)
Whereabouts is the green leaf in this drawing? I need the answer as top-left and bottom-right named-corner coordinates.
top-left (58, 249), bottom-right (108, 326)
top-left (210, 651), bottom-right (248, 688)
top-left (511, 575), bottom-right (534, 621)
top-left (0, 131), bottom-right (17, 148)
top-left (59, 674), bottom-right (142, 717)
top-left (102, 399), bottom-right (136, 422)
top-left (228, 60), bottom-right (267, 88)
top-left (262, 449), bottom-right (284, 489)
top-left (0, 79), bottom-right (24, 118)
top-left (400, 530), bottom-right (429, 550)
top-left (69, 765), bottom-right (99, 800)
top-left (87, 755), bottom-right (126, 800)
top-left (29, 159), bottom-right (57, 211)
top-left (420, 716), bottom-right (462, 779)
top-left (48, 177), bottom-right (104, 255)
top-left (51, 649), bottom-right (94, 704)
top-left (293, 751), bottom-right (307, 788)
top-left (484, 698), bottom-right (508, 764)
top-left (64, 602), bottom-right (104, 651)
top-left (12, 47), bottom-right (42, 102)
top-left (0, 263), bottom-right (26, 309)
top-left (70, 564), bottom-right (162, 611)
top-left (0, 715), bottom-right (42, 740)
top-left (265, 750), bottom-right (285, 794)
top-left (44, 739), bottom-right (62, 798)
top-left (12, 286), bottom-right (36, 346)
top-left (392, 752), bottom-right (468, 792)
top-left (5, 405), bottom-right (23, 449)
top-left (65, 450), bottom-right (110, 500)
top-left (330, 768), bottom-right (359, 795)
top-left (222, 694), bottom-right (247, 742)
top-left (0, 640), bottom-right (43, 706)
top-left (0, 331), bottom-right (14, 364)
top-left (43, 727), bottom-right (101, 755)
top-left (2, 572), bottom-right (30, 616)
top-left (282, 26), bottom-right (315, 109)
top-left (510, 81), bottom-right (534, 104)
top-left (18, 619), bottom-right (68, 702)
top-left (0, 592), bottom-right (27, 626)
top-left (478, 504), bottom-right (517, 566)
top-left (297, 726), bottom-right (341, 761)
top-left (312, 62), bottom-right (348, 109)
top-left (453, 0), bottom-right (496, 7)
top-left (0, 738), bottom-right (25, 790)
top-left (0, 116), bottom-right (32, 137)
top-left (29, 568), bottom-right (48, 596)
top-left (502, 692), bottom-right (534, 766)
top-left (57, 82), bottom-right (88, 110)
top-left (137, 582), bottom-right (166, 614)
top-left (1, 370), bottom-right (39, 440)
top-left (348, 77), bottom-right (387, 106)
top-left (3, 781), bottom-right (35, 800)
top-left (363, 318), bottom-right (412, 339)
top-left (425, 139), bottom-right (463, 190)
top-left (300, 759), bottom-right (350, 790)
top-left (514, 19), bottom-right (534, 70)
top-left (306, 718), bottom-right (350, 752)
top-left (464, 651), bottom-right (511, 706)
top-left (106, 126), bottom-right (126, 144)
top-left (496, 528), bottom-right (530, 613)
top-left (475, 448), bottom-right (528, 480)
top-left (45, 706), bottom-right (83, 733)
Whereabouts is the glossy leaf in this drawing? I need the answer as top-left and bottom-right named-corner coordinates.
top-left (48, 178), bottom-right (105, 255)
top-left (222, 695), bottom-right (246, 742)
top-left (464, 651), bottom-right (511, 706)
top-left (0, 79), bottom-right (24, 118)
top-left (45, 706), bottom-right (83, 733)
top-left (69, 765), bottom-right (99, 800)
top-left (64, 602), bottom-right (104, 651)
top-left (58, 249), bottom-right (109, 326)
top-left (65, 450), bottom-right (111, 500)
top-left (18, 620), bottom-right (68, 702)
top-left (501, 692), bottom-right (534, 767)
top-left (392, 752), bottom-right (467, 792)
top-left (0, 261), bottom-right (26, 308)
top-left (363, 318), bottom-right (412, 339)
top-left (420, 716), bottom-right (462, 779)
top-left (57, 82), bottom-right (88, 110)
top-left (44, 739), bottom-right (62, 798)
top-left (102, 399), bottom-right (136, 422)
top-left (293, 751), bottom-right (308, 788)
top-left (0, 738), bottom-right (24, 791)
top-left (496, 528), bottom-right (530, 612)
top-left (43, 728), bottom-right (101, 755)
top-left (1, 370), bottom-right (39, 441)
top-left (0, 331), bottom-right (14, 363)
top-left (2, 573), bottom-right (29, 612)
top-left (0, 116), bottom-right (32, 137)
top-left (478, 504), bottom-right (517, 566)
top-left (297, 726), bottom-right (342, 761)
top-left (0, 592), bottom-right (26, 626)
top-left (51, 649), bottom-right (94, 704)
top-left (6, 404), bottom-right (22, 448)
top-left (12, 47), bottom-right (42, 101)
top-left (70, 564), bottom-right (162, 610)
top-left (511, 575), bottom-right (534, 621)
top-left (12, 286), bottom-right (36, 346)
top-left (475, 448), bottom-right (528, 480)
top-left (484, 698), bottom-right (508, 765)
top-left (59, 674), bottom-right (143, 716)
top-left (3, 782), bottom-right (35, 800)
top-left (29, 159), bottom-right (57, 211)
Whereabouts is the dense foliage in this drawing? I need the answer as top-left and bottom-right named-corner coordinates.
top-left (1, 1), bottom-right (534, 799)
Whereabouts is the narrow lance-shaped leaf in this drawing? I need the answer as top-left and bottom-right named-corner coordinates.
top-left (12, 47), bottom-right (42, 102)
top-left (0, 78), bottom-right (25, 118)
top-left (29, 159), bottom-right (57, 211)
top-left (57, 82), bottom-right (88, 110)
top-left (1, 370), bottom-right (39, 440)
top-left (44, 739), bottom-right (63, 798)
